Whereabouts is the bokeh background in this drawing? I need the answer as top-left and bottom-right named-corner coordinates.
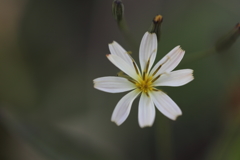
top-left (0, 0), bottom-right (240, 160)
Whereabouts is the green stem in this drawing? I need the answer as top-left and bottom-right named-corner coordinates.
top-left (205, 109), bottom-right (240, 160)
top-left (155, 115), bottom-right (174, 160)
top-left (181, 47), bottom-right (216, 65)
top-left (117, 19), bottom-right (138, 51)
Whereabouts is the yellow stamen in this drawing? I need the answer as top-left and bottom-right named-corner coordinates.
top-left (135, 75), bottom-right (155, 94)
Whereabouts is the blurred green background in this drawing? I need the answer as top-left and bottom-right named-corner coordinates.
top-left (0, 0), bottom-right (240, 160)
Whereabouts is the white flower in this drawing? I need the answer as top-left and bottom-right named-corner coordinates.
top-left (93, 32), bottom-right (194, 128)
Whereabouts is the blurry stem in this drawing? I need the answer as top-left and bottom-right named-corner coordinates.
top-left (112, 0), bottom-right (137, 50)
top-left (205, 109), bottom-right (240, 160)
top-left (117, 19), bottom-right (138, 50)
top-left (181, 47), bottom-right (216, 65)
top-left (155, 115), bottom-right (174, 160)
top-left (182, 23), bottom-right (240, 64)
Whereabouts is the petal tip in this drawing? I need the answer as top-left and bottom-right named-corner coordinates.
top-left (173, 114), bottom-right (182, 120)
top-left (139, 124), bottom-right (153, 128)
top-left (109, 41), bottom-right (116, 45)
top-left (191, 75), bottom-right (194, 80)
top-left (179, 47), bottom-right (185, 53)
top-left (93, 80), bottom-right (97, 86)
top-left (175, 45), bottom-right (181, 49)
top-left (111, 119), bottom-right (121, 126)
top-left (146, 31), bottom-right (156, 35)
top-left (175, 45), bottom-right (185, 52)
top-left (144, 31), bottom-right (157, 38)
top-left (93, 78), bottom-right (98, 83)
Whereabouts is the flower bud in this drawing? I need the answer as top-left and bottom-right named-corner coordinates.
top-left (215, 23), bottom-right (240, 52)
top-left (149, 15), bottom-right (163, 41)
top-left (112, 0), bottom-right (124, 22)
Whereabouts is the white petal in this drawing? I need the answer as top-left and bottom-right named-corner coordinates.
top-left (139, 32), bottom-right (157, 72)
top-left (93, 76), bottom-right (136, 93)
top-left (138, 93), bottom-right (155, 128)
top-left (107, 54), bottom-right (139, 80)
top-left (109, 41), bottom-right (133, 66)
top-left (149, 91), bottom-right (182, 120)
top-left (153, 69), bottom-right (194, 87)
top-left (150, 46), bottom-right (184, 77)
top-left (111, 89), bottom-right (140, 125)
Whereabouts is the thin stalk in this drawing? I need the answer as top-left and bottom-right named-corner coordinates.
top-left (155, 115), bottom-right (174, 160)
top-left (205, 110), bottom-right (240, 160)
top-left (181, 47), bottom-right (216, 65)
top-left (117, 19), bottom-right (138, 50)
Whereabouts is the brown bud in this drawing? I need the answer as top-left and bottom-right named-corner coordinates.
top-left (149, 15), bottom-right (163, 41)
top-left (215, 23), bottom-right (240, 53)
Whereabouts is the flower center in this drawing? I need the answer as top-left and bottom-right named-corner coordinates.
top-left (136, 75), bottom-right (153, 93)
top-left (126, 58), bottom-right (162, 95)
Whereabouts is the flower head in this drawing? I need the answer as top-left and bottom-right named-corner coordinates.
top-left (93, 32), bottom-right (194, 128)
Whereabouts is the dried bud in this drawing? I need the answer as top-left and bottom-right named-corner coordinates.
top-left (215, 23), bottom-right (240, 53)
top-left (112, 0), bottom-right (124, 22)
top-left (149, 15), bottom-right (163, 41)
